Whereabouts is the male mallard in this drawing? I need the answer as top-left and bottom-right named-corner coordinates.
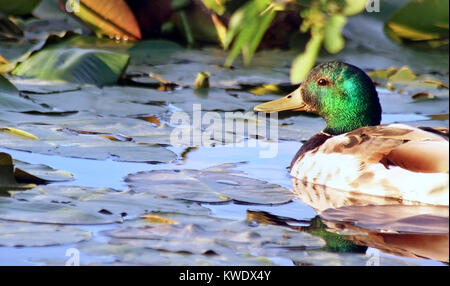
top-left (254, 62), bottom-right (449, 206)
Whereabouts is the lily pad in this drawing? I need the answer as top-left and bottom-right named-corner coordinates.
top-left (385, 0), bottom-right (449, 43)
top-left (0, 17), bottom-right (77, 73)
top-left (0, 74), bottom-right (45, 112)
top-left (128, 40), bottom-right (183, 65)
top-left (0, 221), bottom-right (91, 247)
top-left (0, 196), bottom-right (119, 224)
top-left (102, 213), bottom-right (325, 258)
top-left (9, 185), bottom-right (209, 220)
top-left (74, 241), bottom-right (276, 266)
top-left (369, 66), bottom-right (449, 97)
top-left (13, 159), bottom-right (73, 183)
top-left (0, 0), bottom-right (42, 16)
top-left (0, 121), bottom-right (176, 163)
top-left (289, 250), bottom-right (414, 266)
top-left (126, 164), bottom-right (295, 204)
top-left (325, 12), bottom-right (449, 75)
top-left (12, 38), bottom-right (130, 85)
top-left (0, 153), bottom-right (36, 192)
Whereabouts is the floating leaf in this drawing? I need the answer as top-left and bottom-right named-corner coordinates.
top-left (0, 196), bottom-right (119, 224)
top-left (289, 250), bottom-right (413, 266)
top-left (9, 185), bottom-right (209, 222)
top-left (13, 160), bottom-right (73, 183)
top-left (0, 124), bottom-right (177, 163)
top-left (12, 38), bottom-right (130, 85)
top-left (0, 74), bottom-right (45, 112)
top-left (128, 40), bottom-right (183, 65)
top-left (368, 66), bottom-right (449, 98)
top-left (0, 0), bottom-right (42, 16)
top-left (385, 0), bottom-right (449, 42)
top-left (126, 164), bottom-right (295, 204)
top-left (141, 214), bottom-right (179, 225)
top-left (77, 241), bottom-right (276, 266)
top-left (101, 213), bottom-right (325, 258)
top-left (0, 153), bottom-right (36, 192)
top-left (0, 127), bottom-right (39, 140)
top-left (0, 221), bottom-right (91, 247)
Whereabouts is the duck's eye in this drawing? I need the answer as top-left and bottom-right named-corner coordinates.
top-left (317, 78), bottom-right (328, 86)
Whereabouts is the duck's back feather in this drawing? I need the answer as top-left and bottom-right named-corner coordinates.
top-left (290, 124), bottom-right (449, 205)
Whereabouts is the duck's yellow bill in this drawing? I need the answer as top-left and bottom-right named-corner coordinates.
top-left (253, 88), bottom-right (307, 113)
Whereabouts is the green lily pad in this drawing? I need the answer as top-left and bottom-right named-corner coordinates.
top-left (128, 40), bottom-right (183, 65)
top-left (0, 221), bottom-right (91, 247)
top-left (12, 38), bottom-right (130, 85)
top-left (126, 164), bottom-right (295, 204)
top-left (385, 0), bottom-right (449, 43)
top-left (0, 0), bottom-right (42, 16)
top-left (324, 13), bottom-right (449, 75)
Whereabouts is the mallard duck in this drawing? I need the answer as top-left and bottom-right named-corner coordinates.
top-left (254, 62), bottom-right (449, 206)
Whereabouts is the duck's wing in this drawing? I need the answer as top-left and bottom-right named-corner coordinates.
top-left (320, 124), bottom-right (449, 174)
top-left (291, 124), bottom-right (449, 205)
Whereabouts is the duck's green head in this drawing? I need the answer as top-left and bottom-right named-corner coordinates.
top-left (254, 62), bottom-right (382, 135)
